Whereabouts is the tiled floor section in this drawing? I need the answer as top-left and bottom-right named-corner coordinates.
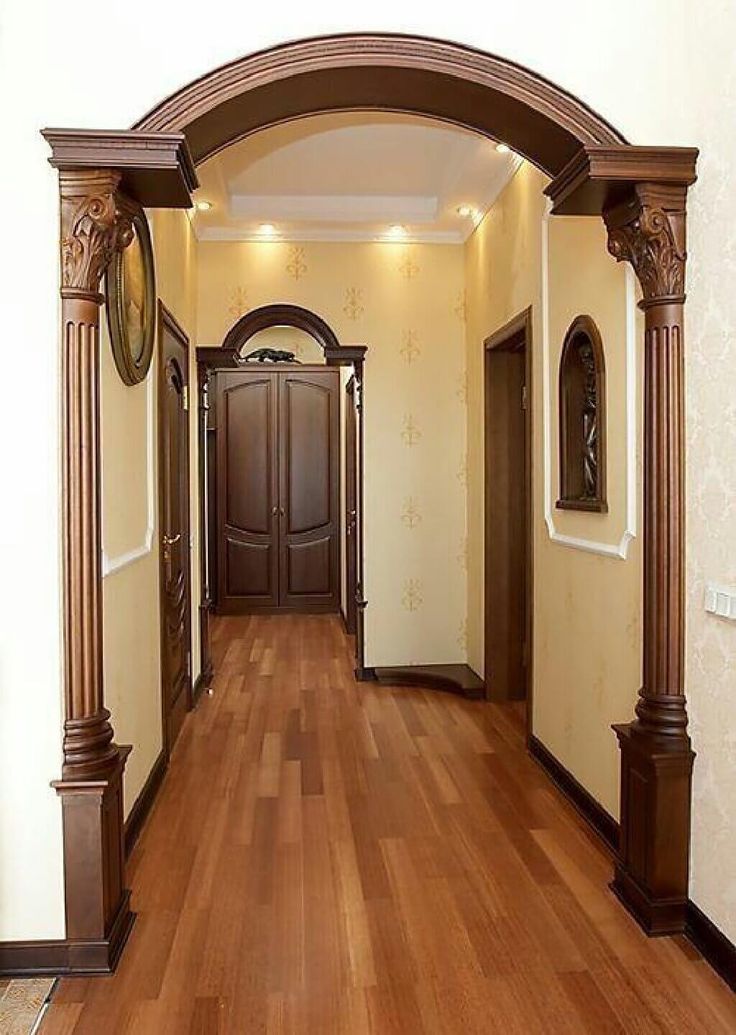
top-left (41, 614), bottom-right (736, 1032)
top-left (0, 977), bottom-right (55, 1034)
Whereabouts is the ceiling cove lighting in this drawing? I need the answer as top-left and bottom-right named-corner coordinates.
top-left (495, 142), bottom-right (511, 154)
top-left (195, 199), bottom-right (213, 211)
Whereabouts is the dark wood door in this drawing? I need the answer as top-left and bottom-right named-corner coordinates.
top-left (217, 370), bottom-right (279, 610)
top-left (279, 369), bottom-right (340, 610)
top-left (158, 304), bottom-right (192, 754)
top-left (484, 312), bottom-right (531, 702)
top-left (344, 377), bottom-right (358, 633)
top-left (216, 366), bottom-right (339, 613)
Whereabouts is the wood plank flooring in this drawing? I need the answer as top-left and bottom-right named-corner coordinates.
top-left (42, 615), bottom-right (736, 1033)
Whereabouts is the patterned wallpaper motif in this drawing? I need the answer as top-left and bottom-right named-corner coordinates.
top-left (197, 240), bottom-right (467, 668)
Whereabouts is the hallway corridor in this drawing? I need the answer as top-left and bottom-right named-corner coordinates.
top-left (42, 616), bottom-right (735, 1034)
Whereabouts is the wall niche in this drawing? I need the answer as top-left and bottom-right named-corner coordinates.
top-left (557, 314), bottom-right (607, 513)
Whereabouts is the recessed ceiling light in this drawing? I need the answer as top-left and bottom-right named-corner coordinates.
top-left (195, 200), bottom-right (213, 211)
top-left (257, 223), bottom-right (277, 236)
top-left (457, 204), bottom-right (474, 218)
top-left (386, 224), bottom-right (408, 239)
top-left (495, 143), bottom-right (511, 154)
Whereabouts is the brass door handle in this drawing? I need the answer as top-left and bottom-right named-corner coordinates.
top-left (163, 533), bottom-right (181, 546)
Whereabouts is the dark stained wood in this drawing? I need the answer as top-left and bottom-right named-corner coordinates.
top-left (222, 302), bottom-right (340, 356)
top-left (42, 129), bottom-right (197, 208)
top-left (134, 34), bottom-right (626, 176)
top-left (40, 615), bottom-right (736, 1030)
top-left (375, 664), bottom-right (484, 700)
top-left (605, 182), bottom-right (695, 934)
top-left (49, 167), bottom-right (136, 972)
top-left (547, 144), bottom-right (699, 215)
top-left (279, 370), bottom-right (340, 611)
top-left (484, 309), bottom-right (532, 705)
top-left (216, 368), bottom-right (340, 613)
top-left (344, 377), bottom-right (358, 635)
top-left (157, 303), bottom-right (193, 755)
top-left (686, 901), bottom-right (736, 994)
top-left (556, 313), bottom-right (607, 513)
top-left (216, 370), bottom-right (280, 610)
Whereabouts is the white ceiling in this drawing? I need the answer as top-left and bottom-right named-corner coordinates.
top-left (192, 113), bottom-right (521, 245)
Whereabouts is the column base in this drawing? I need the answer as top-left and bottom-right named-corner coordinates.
top-left (53, 745), bottom-right (135, 971)
top-left (613, 722), bottom-right (695, 935)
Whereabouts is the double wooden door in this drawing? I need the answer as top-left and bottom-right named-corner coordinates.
top-left (216, 366), bottom-right (340, 612)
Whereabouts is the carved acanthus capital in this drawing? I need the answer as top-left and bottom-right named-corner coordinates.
top-left (59, 170), bottom-right (135, 298)
top-left (604, 184), bottom-right (687, 306)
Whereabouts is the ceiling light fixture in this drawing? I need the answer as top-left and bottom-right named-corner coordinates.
top-left (495, 143), bottom-right (511, 154)
top-left (457, 204), bottom-right (475, 218)
top-left (386, 224), bottom-right (408, 239)
top-left (257, 223), bottom-right (278, 236)
top-left (195, 200), bottom-right (213, 211)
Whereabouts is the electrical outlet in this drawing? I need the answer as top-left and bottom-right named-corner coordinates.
top-left (704, 583), bottom-right (736, 621)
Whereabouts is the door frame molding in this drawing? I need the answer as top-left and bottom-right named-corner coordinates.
top-left (483, 306), bottom-right (533, 720)
top-left (31, 32), bottom-right (699, 976)
top-left (157, 300), bottom-right (193, 760)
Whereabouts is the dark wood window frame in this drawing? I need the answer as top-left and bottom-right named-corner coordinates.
top-left (557, 314), bottom-right (607, 513)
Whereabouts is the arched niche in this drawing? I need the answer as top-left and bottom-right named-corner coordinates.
top-left (556, 314), bottom-right (607, 512)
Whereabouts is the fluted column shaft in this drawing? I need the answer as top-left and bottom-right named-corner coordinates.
top-left (58, 170), bottom-right (134, 777)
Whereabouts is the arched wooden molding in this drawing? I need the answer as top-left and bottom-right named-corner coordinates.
top-left (35, 36), bottom-right (699, 977)
top-left (557, 314), bottom-right (607, 513)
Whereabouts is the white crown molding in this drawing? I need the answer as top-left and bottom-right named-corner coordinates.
top-left (541, 200), bottom-right (637, 560)
top-left (195, 226), bottom-right (465, 245)
top-left (101, 368), bottom-right (155, 578)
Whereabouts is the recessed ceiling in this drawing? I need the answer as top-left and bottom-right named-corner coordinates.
top-left (192, 113), bottom-right (521, 245)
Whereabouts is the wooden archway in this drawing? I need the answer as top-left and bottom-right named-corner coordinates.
top-left (39, 32), bottom-right (698, 974)
top-left (222, 302), bottom-right (341, 356)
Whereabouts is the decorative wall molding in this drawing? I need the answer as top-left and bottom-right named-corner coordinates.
top-left (541, 200), bottom-right (637, 559)
top-left (101, 368), bottom-right (155, 577)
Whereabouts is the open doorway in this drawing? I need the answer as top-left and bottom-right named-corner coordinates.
top-left (484, 308), bottom-right (532, 706)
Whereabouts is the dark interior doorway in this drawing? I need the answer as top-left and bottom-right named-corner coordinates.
top-left (484, 307), bottom-right (532, 705)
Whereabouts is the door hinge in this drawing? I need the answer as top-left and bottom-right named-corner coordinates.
top-left (182, 386), bottom-right (190, 411)
top-left (521, 384), bottom-right (528, 410)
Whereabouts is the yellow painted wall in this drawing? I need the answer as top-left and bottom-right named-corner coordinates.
top-left (465, 162), bottom-right (642, 817)
top-left (100, 208), bottom-right (198, 816)
top-left (197, 241), bottom-right (467, 666)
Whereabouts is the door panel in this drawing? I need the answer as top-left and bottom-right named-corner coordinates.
top-left (345, 377), bottom-right (358, 634)
top-left (279, 371), bottom-right (339, 610)
top-left (217, 371), bottom-right (279, 610)
top-left (158, 304), bottom-right (192, 755)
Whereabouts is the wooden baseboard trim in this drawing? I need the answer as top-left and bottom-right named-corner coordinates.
top-left (0, 891), bottom-right (135, 978)
top-left (527, 734), bottom-right (619, 852)
top-left (192, 662), bottom-right (213, 707)
top-left (355, 665), bottom-right (377, 682)
top-left (374, 664), bottom-right (484, 700)
top-left (686, 900), bottom-right (736, 992)
top-left (124, 749), bottom-right (167, 857)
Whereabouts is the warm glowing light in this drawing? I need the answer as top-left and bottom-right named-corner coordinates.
top-left (386, 224), bottom-right (408, 239)
top-left (456, 204), bottom-right (474, 218)
top-left (495, 143), bottom-right (511, 154)
top-left (258, 223), bottom-right (278, 236)
top-left (195, 200), bottom-right (213, 211)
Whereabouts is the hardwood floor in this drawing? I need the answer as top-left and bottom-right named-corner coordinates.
top-left (42, 615), bottom-right (736, 1033)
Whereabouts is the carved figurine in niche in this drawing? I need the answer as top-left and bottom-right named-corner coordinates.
top-left (557, 315), bottom-right (607, 513)
top-left (240, 347), bottom-right (300, 363)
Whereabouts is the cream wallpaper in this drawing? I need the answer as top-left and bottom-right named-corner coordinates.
top-left (197, 240), bottom-right (468, 666)
top-left (100, 208), bottom-right (198, 815)
top-left (465, 162), bottom-right (641, 818)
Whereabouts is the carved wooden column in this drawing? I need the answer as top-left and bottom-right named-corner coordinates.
top-left (605, 182), bottom-right (695, 934)
top-left (52, 169), bottom-right (136, 969)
